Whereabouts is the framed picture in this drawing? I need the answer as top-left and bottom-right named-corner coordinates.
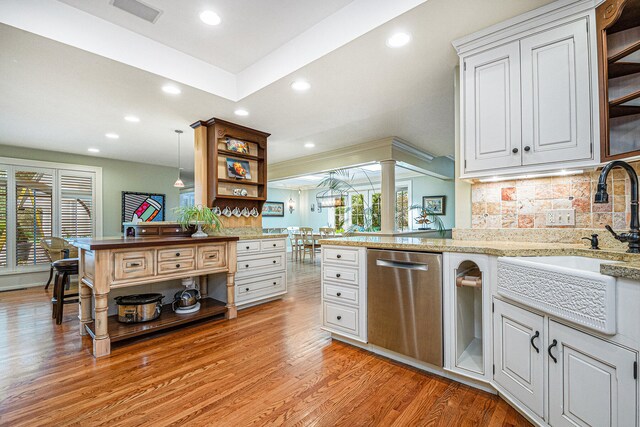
top-left (121, 192), bottom-right (166, 229)
top-left (226, 158), bottom-right (252, 179)
top-left (423, 195), bottom-right (446, 215)
top-left (262, 201), bottom-right (284, 217)
top-left (225, 137), bottom-right (250, 154)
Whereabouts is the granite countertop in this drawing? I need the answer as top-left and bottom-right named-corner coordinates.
top-left (319, 236), bottom-right (640, 280)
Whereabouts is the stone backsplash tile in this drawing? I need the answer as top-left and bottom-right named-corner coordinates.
top-left (470, 163), bottom-right (640, 230)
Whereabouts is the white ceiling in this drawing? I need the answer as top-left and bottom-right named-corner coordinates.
top-left (56, 0), bottom-right (355, 74)
top-left (0, 0), bottom-right (554, 176)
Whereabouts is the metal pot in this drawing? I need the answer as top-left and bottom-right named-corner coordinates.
top-left (114, 293), bottom-right (163, 323)
top-left (172, 288), bottom-right (201, 311)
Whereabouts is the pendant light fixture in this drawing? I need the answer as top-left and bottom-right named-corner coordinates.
top-left (174, 129), bottom-right (185, 188)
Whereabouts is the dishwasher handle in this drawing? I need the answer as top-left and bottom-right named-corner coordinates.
top-left (375, 259), bottom-right (429, 271)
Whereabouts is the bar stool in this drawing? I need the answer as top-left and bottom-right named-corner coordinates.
top-left (51, 258), bottom-right (79, 325)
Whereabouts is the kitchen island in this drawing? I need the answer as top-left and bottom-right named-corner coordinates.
top-left (74, 235), bottom-right (239, 357)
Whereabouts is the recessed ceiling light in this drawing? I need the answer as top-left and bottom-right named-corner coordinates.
top-left (162, 84), bottom-right (181, 95)
top-left (234, 109), bottom-right (249, 116)
top-left (105, 133), bottom-right (119, 139)
top-left (386, 32), bottom-right (411, 48)
top-left (200, 10), bottom-right (221, 25)
top-left (124, 115), bottom-right (140, 123)
top-left (88, 148), bottom-right (100, 153)
top-left (291, 80), bottom-right (311, 91)
top-left (304, 142), bottom-right (315, 148)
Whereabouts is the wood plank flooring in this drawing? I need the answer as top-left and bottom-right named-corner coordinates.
top-left (0, 258), bottom-right (531, 426)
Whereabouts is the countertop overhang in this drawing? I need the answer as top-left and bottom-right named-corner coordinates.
top-left (319, 236), bottom-right (640, 280)
top-left (73, 235), bottom-right (239, 251)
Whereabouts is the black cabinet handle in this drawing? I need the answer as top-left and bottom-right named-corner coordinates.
top-left (336, 273), bottom-right (341, 278)
top-left (245, 264), bottom-right (249, 268)
top-left (246, 246), bottom-right (250, 250)
top-left (524, 146), bottom-right (531, 152)
top-left (246, 287), bottom-right (250, 292)
top-left (548, 339), bottom-right (558, 363)
top-left (176, 264), bottom-right (180, 268)
top-left (336, 254), bottom-right (341, 259)
top-left (273, 260), bottom-right (277, 264)
top-left (336, 292), bottom-right (342, 297)
top-left (530, 331), bottom-right (540, 353)
top-left (273, 282), bottom-right (277, 285)
top-left (273, 243), bottom-right (276, 247)
top-left (175, 252), bottom-right (180, 257)
top-left (337, 315), bottom-right (342, 320)
top-left (128, 262), bottom-right (141, 267)
top-left (512, 147), bottom-right (519, 153)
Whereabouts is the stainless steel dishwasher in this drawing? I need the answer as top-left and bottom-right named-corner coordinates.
top-left (367, 249), bottom-right (443, 366)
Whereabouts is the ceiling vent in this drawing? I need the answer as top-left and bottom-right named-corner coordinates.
top-left (110, 0), bottom-right (162, 23)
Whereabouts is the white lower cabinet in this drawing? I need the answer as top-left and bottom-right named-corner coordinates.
top-left (548, 321), bottom-right (637, 427)
top-left (321, 245), bottom-right (367, 343)
top-left (235, 238), bottom-right (287, 307)
top-left (494, 299), bottom-right (638, 426)
top-left (493, 299), bottom-right (545, 419)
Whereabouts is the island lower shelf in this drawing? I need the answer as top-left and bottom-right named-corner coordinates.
top-left (84, 297), bottom-right (227, 343)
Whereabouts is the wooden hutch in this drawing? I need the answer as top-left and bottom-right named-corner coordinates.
top-left (597, 0), bottom-right (640, 160)
top-left (190, 118), bottom-right (270, 228)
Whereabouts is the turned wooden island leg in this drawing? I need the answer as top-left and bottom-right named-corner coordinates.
top-left (78, 249), bottom-right (92, 336)
top-left (92, 250), bottom-right (111, 357)
top-left (93, 292), bottom-right (111, 357)
top-left (226, 272), bottom-right (237, 319)
top-left (225, 242), bottom-right (237, 319)
top-left (78, 281), bottom-right (92, 336)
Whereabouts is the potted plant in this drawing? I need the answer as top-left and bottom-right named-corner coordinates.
top-left (173, 205), bottom-right (222, 238)
top-left (410, 204), bottom-right (445, 235)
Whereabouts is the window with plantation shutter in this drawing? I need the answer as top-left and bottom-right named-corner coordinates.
top-left (60, 173), bottom-right (94, 239)
top-left (0, 159), bottom-right (101, 276)
top-left (15, 169), bottom-right (53, 266)
top-left (0, 169), bottom-right (7, 268)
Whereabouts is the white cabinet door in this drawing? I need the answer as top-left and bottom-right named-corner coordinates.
top-left (493, 299), bottom-right (545, 418)
top-left (463, 41), bottom-right (522, 173)
top-left (548, 321), bottom-right (637, 427)
top-left (520, 19), bottom-right (593, 166)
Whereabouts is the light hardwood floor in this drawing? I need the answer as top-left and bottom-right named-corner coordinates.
top-left (0, 258), bottom-right (531, 426)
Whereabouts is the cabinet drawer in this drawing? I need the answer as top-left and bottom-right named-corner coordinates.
top-left (157, 259), bottom-right (195, 275)
top-left (197, 244), bottom-right (226, 269)
top-left (157, 247), bottom-right (195, 262)
top-left (323, 265), bottom-right (358, 286)
top-left (113, 250), bottom-right (154, 281)
top-left (324, 283), bottom-right (359, 305)
top-left (323, 247), bottom-right (359, 266)
top-left (237, 240), bottom-right (260, 255)
top-left (236, 273), bottom-right (286, 303)
top-left (236, 253), bottom-right (285, 278)
top-left (159, 226), bottom-right (186, 236)
top-left (323, 302), bottom-right (359, 335)
top-left (260, 239), bottom-right (286, 252)
top-left (136, 227), bottom-right (159, 236)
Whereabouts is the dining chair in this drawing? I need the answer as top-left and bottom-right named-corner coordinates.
top-left (40, 237), bottom-right (78, 290)
top-left (299, 227), bottom-right (315, 262)
top-left (287, 227), bottom-right (301, 261)
top-left (319, 227), bottom-right (336, 238)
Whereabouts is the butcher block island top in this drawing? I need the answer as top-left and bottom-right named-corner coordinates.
top-left (74, 235), bottom-right (238, 250)
top-left (73, 235), bottom-right (239, 358)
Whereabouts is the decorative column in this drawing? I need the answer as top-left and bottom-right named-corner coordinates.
top-left (380, 160), bottom-right (396, 234)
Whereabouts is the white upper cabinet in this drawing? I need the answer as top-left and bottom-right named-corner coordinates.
top-left (454, 2), bottom-right (600, 179)
top-left (464, 42), bottom-right (522, 173)
top-left (521, 19), bottom-right (592, 166)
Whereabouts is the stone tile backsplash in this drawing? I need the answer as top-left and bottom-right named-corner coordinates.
top-left (470, 163), bottom-right (639, 230)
